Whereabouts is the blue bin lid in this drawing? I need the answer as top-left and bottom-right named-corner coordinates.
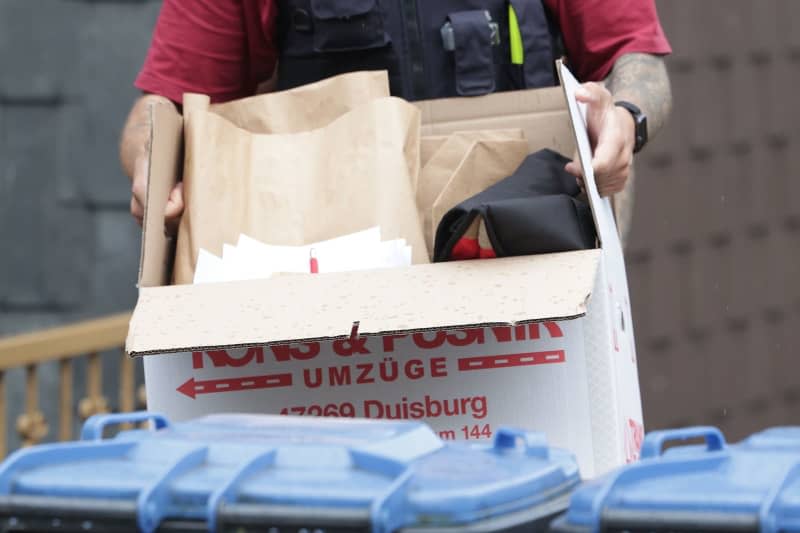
top-left (553, 426), bottom-right (800, 533)
top-left (0, 412), bottom-right (579, 533)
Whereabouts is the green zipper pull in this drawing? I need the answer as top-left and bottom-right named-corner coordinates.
top-left (508, 4), bottom-right (524, 65)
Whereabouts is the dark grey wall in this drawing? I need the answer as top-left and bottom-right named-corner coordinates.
top-left (0, 0), bottom-right (161, 449)
top-left (1, 0), bottom-right (162, 328)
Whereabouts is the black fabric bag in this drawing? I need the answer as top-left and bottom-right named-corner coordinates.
top-left (433, 149), bottom-right (597, 262)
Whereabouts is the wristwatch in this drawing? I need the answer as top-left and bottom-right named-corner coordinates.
top-left (615, 101), bottom-right (648, 154)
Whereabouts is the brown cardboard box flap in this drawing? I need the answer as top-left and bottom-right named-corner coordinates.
top-left (138, 103), bottom-right (183, 288)
top-left (416, 86), bottom-right (575, 157)
top-left (127, 249), bottom-right (600, 356)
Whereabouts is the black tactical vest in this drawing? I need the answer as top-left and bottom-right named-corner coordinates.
top-left (276, 0), bottom-right (561, 101)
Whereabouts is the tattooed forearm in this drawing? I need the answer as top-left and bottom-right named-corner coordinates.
top-left (119, 94), bottom-right (174, 181)
top-left (605, 53), bottom-right (673, 141)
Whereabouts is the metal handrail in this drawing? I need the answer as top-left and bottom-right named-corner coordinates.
top-left (0, 312), bottom-right (141, 457)
top-left (0, 313), bottom-right (131, 368)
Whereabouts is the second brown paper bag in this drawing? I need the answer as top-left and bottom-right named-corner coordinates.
top-left (417, 131), bottom-right (529, 256)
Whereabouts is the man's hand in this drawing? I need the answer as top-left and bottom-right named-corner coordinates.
top-left (564, 82), bottom-right (636, 197)
top-left (120, 94), bottom-right (184, 234)
top-left (130, 158), bottom-right (184, 235)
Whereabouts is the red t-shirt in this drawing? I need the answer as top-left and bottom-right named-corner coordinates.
top-left (135, 0), bottom-right (671, 104)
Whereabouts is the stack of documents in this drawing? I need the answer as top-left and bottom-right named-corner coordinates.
top-left (194, 228), bottom-right (412, 284)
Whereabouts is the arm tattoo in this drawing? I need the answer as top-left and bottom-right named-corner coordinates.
top-left (604, 53), bottom-right (673, 141)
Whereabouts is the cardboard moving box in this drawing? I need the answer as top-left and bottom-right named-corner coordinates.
top-left (128, 64), bottom-right (643, 478)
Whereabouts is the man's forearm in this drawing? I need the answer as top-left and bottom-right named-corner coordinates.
top-left (119, 94), bottom-right (174, 180)
top-left (604, 53), bottom-right (672, 141)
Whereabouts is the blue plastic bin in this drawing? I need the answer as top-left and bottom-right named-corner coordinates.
top-left (551, 426), bottom-right (800, 533)
top-left (0, 412), bottom-right (580, 532)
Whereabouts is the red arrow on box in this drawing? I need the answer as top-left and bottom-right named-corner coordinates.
top-left (457, 350), bottom-right (565, 372)
top-left (177, 373), bottom-right (293, 399)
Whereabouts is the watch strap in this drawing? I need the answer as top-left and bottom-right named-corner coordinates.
top-left (615, 100), bottom-right (648, 154)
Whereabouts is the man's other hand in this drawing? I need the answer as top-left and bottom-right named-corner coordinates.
top-left (131, 169), bottom-right (184, 235)
top-left (564, 82), bottom-right (636, 197)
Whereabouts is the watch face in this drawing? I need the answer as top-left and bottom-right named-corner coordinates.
top-left (637, 114), bottom-right (648, 148)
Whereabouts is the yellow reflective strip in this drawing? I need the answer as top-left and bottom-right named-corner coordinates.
top-left (509, 5), bottom-right (524, 65)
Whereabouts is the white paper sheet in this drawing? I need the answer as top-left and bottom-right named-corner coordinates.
top-left (195, 227), bottom-right (413, 284)
top-left (193, 249), bottom-right (225, 284)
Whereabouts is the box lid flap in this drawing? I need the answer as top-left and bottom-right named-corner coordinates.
top-left (417, 85), bottom-right (576, 158)
top-left (127, 250), bottom-right (600, 356)
top-left (139, 103), bottom-right (183, 288)
top-left (556, 61), bottom-right (620, 252)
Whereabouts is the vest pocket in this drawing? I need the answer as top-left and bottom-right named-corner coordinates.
top-left (309, 0), bottom-right (390, 52)
top-left (445, 10), bottom-right (497, 96)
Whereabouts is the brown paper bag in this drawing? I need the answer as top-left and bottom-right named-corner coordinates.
top-left (210, 71), bottom-right (390, 133)
top-left (417, 129), bottom-right (525, 208)
top-left (416, 130), bottom-right (526, 255)
top-left (173, 94), bottom-right (427, 284)
top-left (420, 136), bottom-right (449, 168)
top-left (429, 139), bottom-right (530, 253)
